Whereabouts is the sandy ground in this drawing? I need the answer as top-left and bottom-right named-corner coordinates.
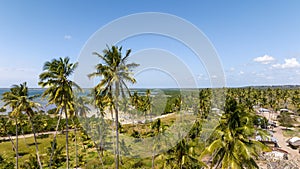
top-left (0, 131), bottom-right (58, 141)
top-left (0, 111), bottom-right (175, 141)
top-left (272, 126), bottom-right (300, 159)
top-left (103, 110), bottom-right (175, 125)
top-left (259, 111), bottom-right (300, 160)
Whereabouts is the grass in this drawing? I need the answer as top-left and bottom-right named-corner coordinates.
top-left (0, 127), bottom-right (164, 168)
top-left (0, 132), bottom-right (118, 168)
top-left (0, 134), bottom-right (66, 168)
top-left (0, 113), bottom-right (211, 168)
top-left (282, 128), bottom-right (300, 137)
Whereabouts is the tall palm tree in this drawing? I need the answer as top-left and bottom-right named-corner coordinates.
top-left (150, 118), bottom-right (166, 169)
top-left (164, 137), bottom-right (204, 169)
top-left (141, 89), bottom-right (152, 120)
top-left (291, 89), bottom-right (300, 115)
top-left (198, 89), bottom-right (211, 118)
top-left (131, 91), bottom-right (141, 124)
top-left (201, 97), bottom-right (269, 168)
top-left (0, 115), bottom-right (17, 155)
top-left (39, 57), bottom-right (80, 169)
top-left (1, 82), bottom-right (42, 168)
top-left (11, 82), bottom-right (43, 168)
top-left (1, 85), bottom-right (21, 169)
top-left (88, 45), bottom-right (139, 168)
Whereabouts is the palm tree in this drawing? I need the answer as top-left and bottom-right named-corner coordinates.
top-left (88, 45), bottom-right (139, 168)
top-left (0, 115), bottom-right (17, 153)
top-left (1, 85), bottom-right (21, 169)
top-left (11, 82), bottom-right (43, 168)
top-left (74, 95), bottom-right (100, 168)
top-left (198, 89), bottom-right (211, 118)
top-left (1, 82), bottom-right (42, 168)
top-left (291, 89), bottom-right (300, 115)
top-left (130, 91), bottom-right (141, 124)
top-left (201, 97), bottom-right (269, 168)
top-left (164, 137), bottom-right (204, 169)
top-left (144, 89), bottom-right (152, 118)
top-left (150, 118), bottom-right (165, 169)
top-left (39, 57), bottom-right (80, 169)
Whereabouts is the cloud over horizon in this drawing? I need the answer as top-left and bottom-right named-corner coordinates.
top-left (253, 54), bottom-right (275, 64)
top-left (272, 58), bottom-right (300, 69)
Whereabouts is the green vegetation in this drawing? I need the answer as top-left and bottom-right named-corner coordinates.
top-left (39, 57), bottom-right (80, 169)
top-left (88, 46), bottom-right (139, 169)
top-left (1, 46), bottom-right (300, 168)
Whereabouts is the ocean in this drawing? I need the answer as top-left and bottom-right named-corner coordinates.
top-left (0, 88), bottom-right (48, 114)
top-left (0, 88), bottom-right (159, 113)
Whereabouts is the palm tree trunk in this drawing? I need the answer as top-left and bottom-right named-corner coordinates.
top-left (93, 140), bottom-right (104, 168)
top-left (215, 152), bottom-right (224, 169)
top-left (71, 118), bottom-right (78, 169)
top-left (3, 123), bottom-right (17, 157)
top-left (114, 103), bottom-right (120, 169)
top-left (110, 105), bottom-right (114, 120)
top-left (179, 155), bottom-right (182, 169)
top-left (15, 118), bottom-right (19, 169)
top-left (64, 105), bottom-right (69, 169)
top-left (28, 116), bottom-right (43, 169)
top-left (49, 109), bottom-right (62, 169)
top-left (151, 152), bottom-right (155, 169)
top-left (8, 135), bottom-right (17, 152)
top-left (113, 82), bottom-right (120, 169)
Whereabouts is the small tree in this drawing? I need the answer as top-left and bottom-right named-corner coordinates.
top-left (0, 154), bottom-right (14, 169)
top-left (46, 141), bottom-right (65, 169)
top-left (278, 112), bottom-right (294, 129)
top-left (21, 155), bottom-right (39, 169)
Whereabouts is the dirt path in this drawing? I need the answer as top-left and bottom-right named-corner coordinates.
top-left (0, 131), bottom-right (65, 141)
top-left (259, 111), bottom-right (300, 160)
top-left (272, 126), bottom-right (300, 159)
top-left (105, 111), bottom-right (176, 125)
top-left (0, 112), bottom-right (176, 141)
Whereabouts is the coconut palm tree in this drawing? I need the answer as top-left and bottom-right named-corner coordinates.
top-left (1, 85), bottom-right (21, 169)
top-left (39, 57), bottom-right (80, 169)
top-left (291, 89), bottom-right (300, 115)
top-left (0, 115), bottom-right (17, 152)
top-left (1, 82), bottom-right (42, 168)
top-left (130, 91), bottom-right (142, 124)
top-left (164, 137), bottom-right (204, 169)
top-left (198, 89), bottom-right (211, 118)
top-left (88, 45), bottom-right (139, 168)
top-left (138, 89), bottom-right (152, 120)
top-left (150, 118), bottom-right (165, 169)
top-left (201, 97), bottom-right (269, 168)
top-left (72, 96), bottom-right (86, 169)
top-left (11, 82), bottom-right (43, 168)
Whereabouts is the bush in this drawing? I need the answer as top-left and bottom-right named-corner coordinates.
top-left (0, 154), bottom-right (14, 169)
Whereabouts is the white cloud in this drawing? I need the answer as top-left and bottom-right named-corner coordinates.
top-left (64, 35), bottom-right (72, 40)
top-left (272, 58), bottom-right (300, 69)
top-left (253, 54), bottom-right (275, 64)
top-left (239, 71), bottom-right (244, 75)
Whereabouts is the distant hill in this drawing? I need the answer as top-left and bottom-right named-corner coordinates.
top-left (242, 85), bottom-right (300, 89)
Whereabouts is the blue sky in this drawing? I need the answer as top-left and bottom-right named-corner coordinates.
top-left (0, 0), bottom-right (300, 88)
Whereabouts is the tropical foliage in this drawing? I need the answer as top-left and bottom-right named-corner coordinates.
top-left (0, 47), bottom-right (299, 169)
